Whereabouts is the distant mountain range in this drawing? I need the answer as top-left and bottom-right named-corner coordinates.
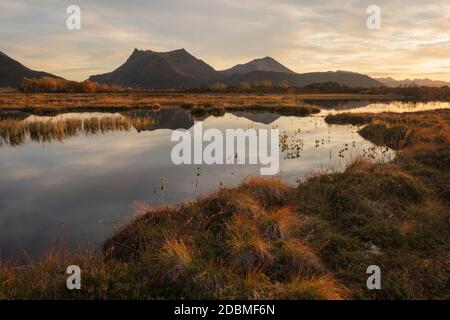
top-left (2, 49), bottom-right (448, 90)
top-left (376, 77), bottom-right (450, 88)
top-left (89, 48), bottom-right (384, 89)
top-left (226, 70), bottom-right (383, 88)
top-left (0, 51), bottom-right (60, 88)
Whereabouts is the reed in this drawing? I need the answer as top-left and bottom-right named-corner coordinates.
top-left (0, 115), bottom-right (155, 146)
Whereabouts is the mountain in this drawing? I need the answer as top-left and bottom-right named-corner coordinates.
top-left (221, 57), bottom-right (294, 75)
top-left (376, 77), bottom-right (450, 87)
top-left (156, 49), bottom-right (218, 81)
top-left (89, 48), bottom-right (222, 89)
top-left (89, 48), bottom-right (384, 89)
top-left (0, 51), bottom-right (60, 88)
top-left (229, 70), bottom-right (384, 88)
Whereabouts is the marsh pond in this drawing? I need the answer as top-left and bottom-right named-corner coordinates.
top-left (0, 100), bottom-right (448, 258)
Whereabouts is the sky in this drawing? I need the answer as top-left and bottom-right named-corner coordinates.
top-left (1, 0), bottom-right (449, 81)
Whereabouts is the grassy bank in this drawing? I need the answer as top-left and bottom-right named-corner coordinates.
top-left (0, 93), bottom-right (162, 114)
top-left (0, 109), bottom-right (448, 299)
top-left (180, 102), bottom-right (321, 117)
top-left (0, 92), bottom-right (400, 112)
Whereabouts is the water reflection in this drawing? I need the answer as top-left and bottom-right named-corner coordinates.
top-left (0, 100), bottom-right (446, 258)
top-left (0, 112), bottom-right (160, 146)
top-left (308, 100), bottom-right (450, 113)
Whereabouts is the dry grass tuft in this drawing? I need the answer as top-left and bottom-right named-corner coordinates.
top-left (277, 275), bottom-right (348, 300)
top-left (261, 207), bottom-right (300, 240)
top-left (241, 176), bottom-right (291, 209)
top-left (161, 236), bottom-right (193, 266)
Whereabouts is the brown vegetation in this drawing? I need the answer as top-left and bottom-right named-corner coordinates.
top-left (180, 101), bottom-right (321, 117)
top-left (0, 92), bottom-right (163, 114)
top-left (0, 109), bottom-right (448, 300)
top-left (0, 116), bottom-right (155, 146)
top-left (9, 78), bottom-right (450, 102)
top-left (20, 77), bottom-right (128, 93)
top-left (0, 92), bottom-right (402, 115)
top-left (0, 178), bottom-right (347, 300)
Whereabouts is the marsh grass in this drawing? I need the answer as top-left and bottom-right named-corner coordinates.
top-left (0, 176), bottom-right (343, 299)
top-left (99, 177), bottom-right (342, 299)
top-left (0, 109), bottom-right (448, 300)
top-left (278, 275), bottom-right (348, 300)
top-left (298, 109), bottom-right (450, 299)
top-left (0, 92), bottom-right (391, 114)
top-left (325, 109), bottom-right (449, 150)
top-left (0, 116), bottom-right (155, 146)
top-left (0, 92), bottom-right (163, 112)
top-left (182, 102), bottom-right (321, 118)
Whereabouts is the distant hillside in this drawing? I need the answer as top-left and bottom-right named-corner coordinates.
top-left (229, 70), bottom-right (384, 88)
top-left (376, 77), bottom-right (450, 88)
top-left (0, 51), bottom-right (60, 88)
top-left (221, 57), bottom-right (294, 75)
top-left (89, 48), bottom-right (222, 89)
top-left (88, 48), bottom-right (384, 89)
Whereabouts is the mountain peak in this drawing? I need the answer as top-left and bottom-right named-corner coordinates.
top-left (222, 56), bottom-right (295, 75)
top-left (129, 48), bottom-right (147, 59)
top-left (132, 48), bottom-right (142, 54)
top-left (172, 48), bottom-right (188, 53)
top-left (259, 56), bottom-right (276, 61)
top-left (130, 48), bottom-right (192, 58)
top-left (162, 48), bottom-right (195, 58)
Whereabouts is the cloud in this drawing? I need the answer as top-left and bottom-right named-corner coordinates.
top-left (0, 0), bottom-right (449, 81)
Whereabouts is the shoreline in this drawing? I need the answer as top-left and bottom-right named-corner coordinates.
top-left (0, 92), bottom-right (407, 112)
top-left (1, 109), bottom-right (448, 299)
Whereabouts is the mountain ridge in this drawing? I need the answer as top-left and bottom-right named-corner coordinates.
top-left (376, 77), bottom-right (450, 88)
top-left (0, 49), bottom-right (399, 89)
top-left (89, 48), bottom-right (384, 89)
top-left (0, 51), bottom-right (61, 88)
top-left (229, 70), bottom-right (383, 88)
top-left (221, 56), bottom-right (295, 75)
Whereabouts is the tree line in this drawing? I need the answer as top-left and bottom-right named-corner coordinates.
top-left (19, 77), bottom-right (128, 93)
top-left (18, 77), bottom-right (450, 101)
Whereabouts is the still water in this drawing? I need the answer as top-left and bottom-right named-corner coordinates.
top-left (0, 101), bottom-right (445, 258)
